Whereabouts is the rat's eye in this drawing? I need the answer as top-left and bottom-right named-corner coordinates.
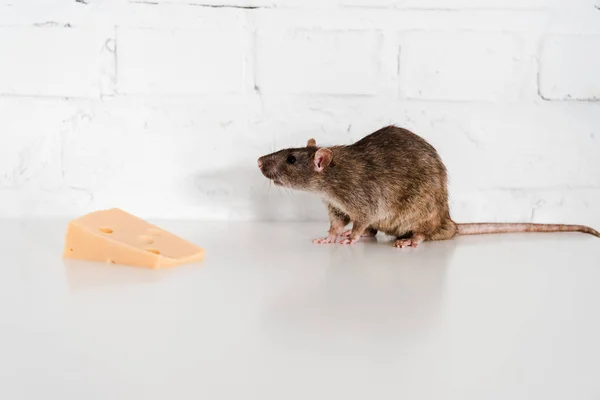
top-left (286, 155), bottom-right (296, 164)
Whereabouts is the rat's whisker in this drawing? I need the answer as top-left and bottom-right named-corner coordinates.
top-left (281, 183), bottom-right (296, 205)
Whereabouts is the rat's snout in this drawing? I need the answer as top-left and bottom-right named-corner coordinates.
top-left (257, 157), bottom-right (268, 174)
top-left (257, 156), bottom-right (277, 180)
top-left (257, 156), bottom-right (270, 176)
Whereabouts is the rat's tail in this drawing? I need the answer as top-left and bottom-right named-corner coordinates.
top-left (456, 223), bottom-right (600, 238)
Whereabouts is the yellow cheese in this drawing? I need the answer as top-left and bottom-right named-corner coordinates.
top-left (63, 208), bottom-right (205, 269)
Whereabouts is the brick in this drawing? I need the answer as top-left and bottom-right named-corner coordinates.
top-left (0, 28), bottom-right (110, 97)
top-left (341, 0), bottom-right (564, 8)
top-left (450, 188), bottom-right (600, 229)
top-left (400, 32), bottom-right (523, 101)
top-left (0, 98), bottom-right (76, 191)
top-left (109, 3), bottom-right (245, 31)
top-left (149, 0), bottom-right (344, 6)
top-left (148, 0), bottom-right (271, 5)
top-left (394, 101), bottom-right (600, 189)
top-left (116, 28), bottom-right (244, 95)
top-left (539, 35), bottom-right (600, 101)
top-left (116, 0), bottom-right (572, 8)
top-left (256, 29), bottom-right (384, 95)
top-left (61, 96), bottom-right (252, 187)
top-left (59, 96), bottom-right (259, 220)
top-left (0, 1), bottom-right (245, 32)
top-left (250, 96), bottom-right (401, 149)
top-left (254, 9), bottom-right (564, 39)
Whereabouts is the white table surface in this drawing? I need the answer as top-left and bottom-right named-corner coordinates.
top-left (1, 219), bottom-right (599, 400)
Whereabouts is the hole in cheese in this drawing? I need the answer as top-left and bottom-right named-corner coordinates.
top-left (99, 227), bottom-right (113, 234)
top-left (146, 249), bottom-right (160, 255)
top-left (139, 235), bottom-right (154, 244)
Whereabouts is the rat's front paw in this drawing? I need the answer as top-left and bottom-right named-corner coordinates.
top-left (338, 237), bottom-right (358, 245)
top-left (312, 234), bottom-right (338, 244)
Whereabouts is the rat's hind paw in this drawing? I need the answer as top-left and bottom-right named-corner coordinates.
top-left (393, 234), bottom-right (425, 249)
top-left (394, 239), bottom-right (418, 248)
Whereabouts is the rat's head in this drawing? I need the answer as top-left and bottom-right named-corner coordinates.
top-left (257, 138), bottom-right (333, 190)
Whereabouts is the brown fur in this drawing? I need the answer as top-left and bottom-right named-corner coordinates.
top-left (258, 125), bottom-right (600, 246)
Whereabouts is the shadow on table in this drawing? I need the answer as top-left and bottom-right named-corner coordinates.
top-left (191, 165), bottom-right (326, 221)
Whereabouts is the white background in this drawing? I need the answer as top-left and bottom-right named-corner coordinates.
top-left (0, 0), bottom-right (599, 226)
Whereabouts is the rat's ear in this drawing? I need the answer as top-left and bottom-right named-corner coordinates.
top-left (314, 148), bottom-right (333, 172)
top-left (306, 138), bottom-right (317, 147)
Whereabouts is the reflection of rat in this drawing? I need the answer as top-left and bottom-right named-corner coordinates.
top-left (257, 125), bottom-right (599, 248)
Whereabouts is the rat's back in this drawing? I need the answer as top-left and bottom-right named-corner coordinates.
top-left (346, 125), bottom-right (448, 186)
top-left (351, 125), bottom-right (441, 160)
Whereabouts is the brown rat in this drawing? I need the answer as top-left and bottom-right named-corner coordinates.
top-left (257, 125), bottom-right (599, 248)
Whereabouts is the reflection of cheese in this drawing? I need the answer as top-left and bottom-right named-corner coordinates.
top-left (63, 208), bottom-right (205, 269)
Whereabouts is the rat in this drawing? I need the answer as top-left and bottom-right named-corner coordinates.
top-left (257, 125), bottom-right (600, 248)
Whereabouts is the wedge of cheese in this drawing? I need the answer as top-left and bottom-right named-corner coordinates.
top-left (63, 208), bottom-right (205, 269)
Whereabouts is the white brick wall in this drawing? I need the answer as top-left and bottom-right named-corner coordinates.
top-left (539, 35), bottom-right (600, 100)
top-left (256, 30), bottom-right (384, 95)
top-left (0, 0), bottom-right (599, 229)
top-left (400, 32), bottom-right (523, 101)
top-left (117, 27), bottom-right (245, 95)
top-left (0, 28), bottom-right (110, 97)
